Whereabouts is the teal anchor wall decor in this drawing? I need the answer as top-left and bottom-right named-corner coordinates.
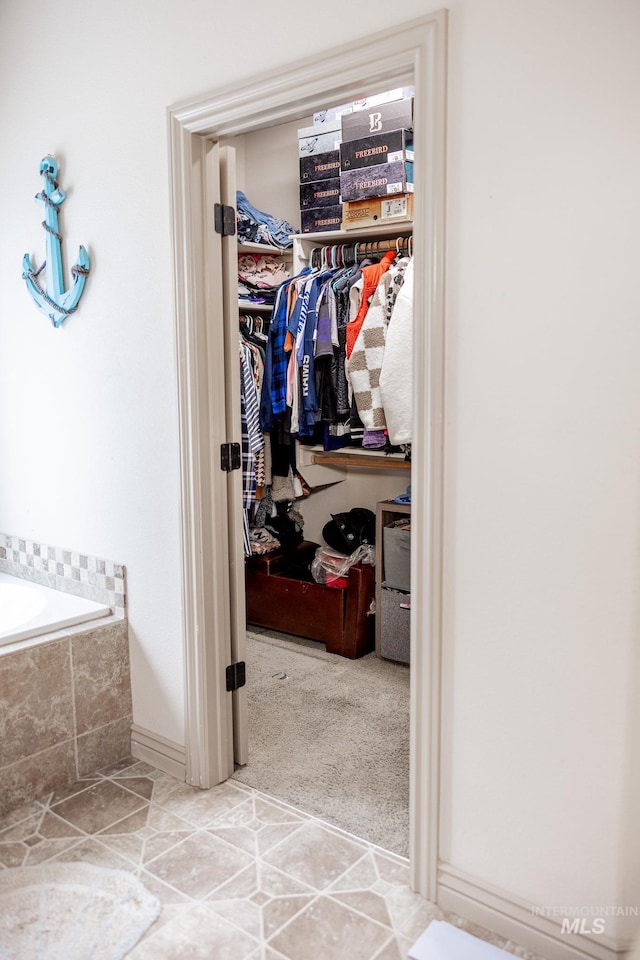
top-left (22, 156), bottom-right (90, 328)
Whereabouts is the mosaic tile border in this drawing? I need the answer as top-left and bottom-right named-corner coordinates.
top-left (0, 533), bottom-right (126, 617)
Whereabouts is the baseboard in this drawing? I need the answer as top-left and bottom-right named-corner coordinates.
top-left (437, 862), bottom-right (630, 960)
top-left (130, 723), bottom-right (186, 782)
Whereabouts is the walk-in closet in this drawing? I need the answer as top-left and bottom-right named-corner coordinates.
top-left (218, 91), bottom-right (416, 856)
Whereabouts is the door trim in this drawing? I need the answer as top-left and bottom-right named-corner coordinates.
top-left (167, 11), bottom-right (447, 900)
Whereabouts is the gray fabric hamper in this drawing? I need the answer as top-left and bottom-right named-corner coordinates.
top-left (380, 585), bottom-right (411, 664)
top-left (383, 520), bottom-right (411, 592)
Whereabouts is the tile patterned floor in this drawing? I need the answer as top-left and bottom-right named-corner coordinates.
top-left (0, 758), bottom-right (545, 959)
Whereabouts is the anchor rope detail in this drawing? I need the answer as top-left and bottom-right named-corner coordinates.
top-left (38, 168), bottom-right (63, 240)
top-left (41, 219), bottom-right (62, 242)
top-left (23, 264), bottom-right (83, 316)
top-left (22, 155), bottom-right (90, 328)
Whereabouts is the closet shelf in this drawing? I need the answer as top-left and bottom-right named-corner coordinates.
top-left (292, 222), bottom-right (413, 245)
top-left (308, 450), bottom-right (410, 471)
top-left (238, 299), bottom-right (273, 314)
top-left (238, 241), bottom-right (293, 259)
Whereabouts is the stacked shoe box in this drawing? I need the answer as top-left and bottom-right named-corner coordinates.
top-left (298, 88), bottom-right (414, 234)
top-left (339, 93), bottom-right (414, 230)
top-left (298, 103), bottom-right (348, 233)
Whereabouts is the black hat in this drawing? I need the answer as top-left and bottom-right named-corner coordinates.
top-left (322, 508), bottom-right (376, 555)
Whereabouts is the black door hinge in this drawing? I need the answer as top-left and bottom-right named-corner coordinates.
top-left (220, 442), bottom-right (241, 472)
top-left (214, 203), bottom-right (236, 237)
top-left (226, 661), bottom-right (246, 692)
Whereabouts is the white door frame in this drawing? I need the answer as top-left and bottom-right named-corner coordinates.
top-left (167, 10), bottom-right (447, 899)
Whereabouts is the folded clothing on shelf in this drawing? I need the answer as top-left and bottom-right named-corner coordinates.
top-left (236, 191), bottom-right (298, 248)
top-left (238, 254), bottom-right (290, 288)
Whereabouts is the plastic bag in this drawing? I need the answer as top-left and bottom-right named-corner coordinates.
top-left (311, 543), bottom-right (375, 585)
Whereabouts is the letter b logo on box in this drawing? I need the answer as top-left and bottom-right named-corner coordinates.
top-left (369, 112), bottom-right (383, 133)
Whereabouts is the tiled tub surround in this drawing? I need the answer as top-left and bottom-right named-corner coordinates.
top-left (0, 533), bottom-right (126, 618)
top-left (0, 760), bottom-right (545, 960)
top-left (0, 618), bottom-right (133, 817)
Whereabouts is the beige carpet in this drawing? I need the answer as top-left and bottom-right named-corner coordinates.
top-left (0, 862), bottom-right (160, 959)
top-left (232, 629), bottom-right (410, 856)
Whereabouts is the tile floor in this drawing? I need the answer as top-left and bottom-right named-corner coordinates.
top-left (0, 757), bottom-right (544, 959)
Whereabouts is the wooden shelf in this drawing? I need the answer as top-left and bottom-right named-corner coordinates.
top-left (309, 450), bottom-right (410, 470)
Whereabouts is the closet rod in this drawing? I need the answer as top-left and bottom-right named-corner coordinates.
top-left (310, 235), bottom-right (413, 268)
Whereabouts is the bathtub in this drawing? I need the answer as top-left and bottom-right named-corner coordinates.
top-left (0, 572), bottom-right (112, 647)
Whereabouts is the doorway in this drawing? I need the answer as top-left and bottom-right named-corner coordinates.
top-left (167, 11), bottom-right (447, 899)
top-left (215, 121), bottom-right (416, 855)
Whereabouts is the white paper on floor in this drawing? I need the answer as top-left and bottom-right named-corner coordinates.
top-left (409, 920), bottom-right (513, 960)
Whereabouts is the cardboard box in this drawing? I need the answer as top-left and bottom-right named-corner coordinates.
top-left (298, 129), bottom-right (343, 158)
top-left (299, 178), bottom-right (341, 209)
top-left (351, 86), bottom-right (414, 112)
top-left (301, 205), bottom-right (343, 233)
top-left (340, 161), bottom-right (413, 202)
top-left (339, 129), bottom-right (413, 171)
top-left (383, 519), bottom-right (411, 592)
top-left (311, 87), bottom-right (414, 126)
top-left (342, 194), bottom-right (414, 230)
top-left (341, 97), bottom-right (413, 141)
top-left (312, 103), bottom-right (353, 126)
top-left (299, 150), bottom-right (341, 183)
top-left (298, 118), bottom-right (341, 140)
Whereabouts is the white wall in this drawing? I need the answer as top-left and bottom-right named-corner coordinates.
top-left (439, 0), bottom-right (640, 940)
top-left (1, 0), bottom-right (638, 950)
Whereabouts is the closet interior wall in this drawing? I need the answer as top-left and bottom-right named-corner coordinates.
top-left (227, 117), bottom-right (410, 546)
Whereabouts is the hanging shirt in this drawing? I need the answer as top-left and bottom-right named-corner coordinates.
top-left (379, 257), bottom-right (414, 445)
top-left (334, 268), bottom-right (361, 416)
top-left (348, 257), bottom-right (410, 430)
top-left (345, 250), bottom-right (396, 358)
top-left (260, 269), bottom-right (310, 430)
top-left (314, 280), bottom-right (334, 359)
top-left (286, 273), bottom-right (314, 432)
top-left (297, 272), bottom-right (332, 435)
top-left (240, 340), bottom-right (265, 555)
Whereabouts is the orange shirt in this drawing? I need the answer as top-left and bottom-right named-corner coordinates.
top-left (346, 250), bottom-right (396, 358)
